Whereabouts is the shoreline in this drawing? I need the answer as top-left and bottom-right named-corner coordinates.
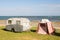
top-left (0, 20), bottom-right (6, 26)
top-left (0, 20), bottom-right (60, 29)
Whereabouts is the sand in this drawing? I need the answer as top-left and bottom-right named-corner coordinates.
top-left (0, 20), bottom-right (60, 29)
top-left (52, 22), bottom-right (60, 29)
top-left (0, 20), bottom-right (6, 26)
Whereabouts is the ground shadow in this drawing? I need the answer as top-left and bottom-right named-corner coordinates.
top-left (2, 28), bottom-right (12, 32)
top-left (54, 32), bottom-right (60, 36)
top-left (2, 28), bottom-right (19, 33)
top-left (30, 29), bottom-right (36, 32)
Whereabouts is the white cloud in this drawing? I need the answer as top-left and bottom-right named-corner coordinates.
top-left (0, 4), bottom-right (60, 16)
top-left (0, 7), bottom-right (32, 12)
top-left (32, 4), bottom-right (60, 12)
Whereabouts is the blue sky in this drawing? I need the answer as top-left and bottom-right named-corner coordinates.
top-left (0, 0), bottom-right (60, 16)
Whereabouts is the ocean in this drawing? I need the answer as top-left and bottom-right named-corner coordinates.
top-left (0, 16), bottom-right (60, 22)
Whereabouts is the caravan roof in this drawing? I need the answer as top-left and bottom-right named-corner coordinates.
top-left (7, 18), bottom-right (30, 22)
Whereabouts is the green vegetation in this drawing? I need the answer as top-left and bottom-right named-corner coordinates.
top-left (0, 26), bottom-right (60, 40)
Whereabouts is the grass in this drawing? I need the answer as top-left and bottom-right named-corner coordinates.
top-left (0, 26), bottom-right (60, 40)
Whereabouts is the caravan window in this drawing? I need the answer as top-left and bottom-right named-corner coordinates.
top-left (8, 20), bottom-right (12, 24)
top-left (16, 20), bottom-right (20, 24)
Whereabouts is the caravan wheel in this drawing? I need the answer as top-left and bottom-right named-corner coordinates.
top-left (11, 28), bottom-right (15, 32)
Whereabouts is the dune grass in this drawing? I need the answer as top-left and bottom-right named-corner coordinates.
top-left (0, 26), bottom-right (60, 40)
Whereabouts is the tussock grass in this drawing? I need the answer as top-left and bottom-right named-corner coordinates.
top-left (0, 26), bottom-right (60, 40)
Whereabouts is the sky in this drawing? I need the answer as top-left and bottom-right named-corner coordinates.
top-left (0, 0), bottom-right (60, 16)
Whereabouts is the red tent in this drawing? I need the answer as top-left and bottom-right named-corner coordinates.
top-left (37, 19), bottom-right (55, 34)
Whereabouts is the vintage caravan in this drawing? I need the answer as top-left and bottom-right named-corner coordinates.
top-left (6, 18), bottom-right (30, 32)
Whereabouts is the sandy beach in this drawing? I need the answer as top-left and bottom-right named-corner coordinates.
top-left (0, 20), bottom-right (6, 26)
top-left (0, 20), bottom-right (60, 29)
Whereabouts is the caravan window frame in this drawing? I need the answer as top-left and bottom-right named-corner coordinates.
top-left (16, 20), bottom-right (20, 25)
top-left (8, 20), bottom-right (12, 24)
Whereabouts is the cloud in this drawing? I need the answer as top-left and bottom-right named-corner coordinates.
top-left (0, 7), bottom-right (32, 12)
top-left (33, 4), bottom-right (60, 13)
top-left (0, 4), bottom-right (60, 16)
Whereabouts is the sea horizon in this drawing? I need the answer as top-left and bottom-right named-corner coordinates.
top-left (0, 16), bottom-right (60, 22)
